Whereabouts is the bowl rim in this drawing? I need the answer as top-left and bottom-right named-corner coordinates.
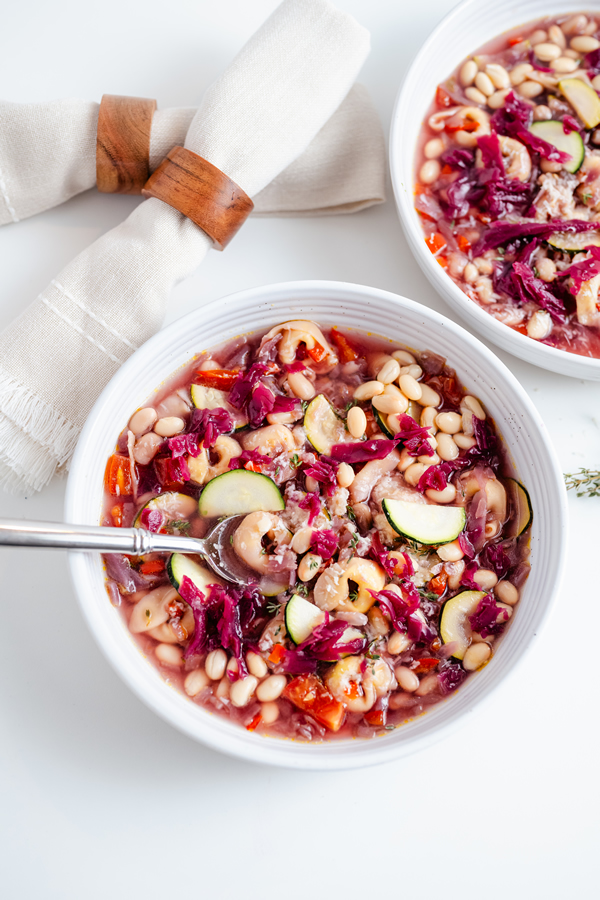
top-left (65, 279), bottom-right (568, 769)
top-left (389, 0), bottom-right (600, 380)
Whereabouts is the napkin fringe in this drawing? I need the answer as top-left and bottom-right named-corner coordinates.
top-left (0, 367), bottom-right (79, 491)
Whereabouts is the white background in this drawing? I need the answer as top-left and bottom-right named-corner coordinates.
top-left (1, 1), bottom-right (599, 897)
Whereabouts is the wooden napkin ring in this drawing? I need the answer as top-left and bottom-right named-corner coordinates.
top-left (96, 94), bottom-right (157, 195)
top-left (141, 146), bottom-right (254, 250)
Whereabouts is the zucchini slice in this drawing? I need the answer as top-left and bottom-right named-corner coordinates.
top-left (546, 231), bottom-right (600, 251)
top-left (134, 491), bottom-right (198, 527)
top-left (198, 469), bottom-right (284, 517)
top-left (190, 383), bottom-right (247, 431)
top-left (304, 394), bottom-right (347, 454)
top-left (168, 553), bottom-right (223, 594)
top-left (382, 498), bottom-right (466, 545)
top-left (372, 402), bottom-right (394, 438)
top-left (507, 478), bottom-right (533, 537)
top-left (529, 120), bottom-right (584, 174)
top-left (559, 78), bottom-right (600, 129)
top-left (285, 593), bottom-right (325, 644)
top-left (440, 590), bottom-right (486, 660)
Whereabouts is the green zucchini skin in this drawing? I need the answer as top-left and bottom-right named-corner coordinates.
top-left (198, 469), bottom-right (285, 518)
top-left (529, 120), bottom-right (584, 174)
top-left (382, 498), bottom-right (466, 545)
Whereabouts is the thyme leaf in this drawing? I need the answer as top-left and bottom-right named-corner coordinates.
top-left (564, 468), bottom-right (600, 498)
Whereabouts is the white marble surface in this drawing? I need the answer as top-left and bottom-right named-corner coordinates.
top-left (0, 1), bottom-right (598, 897)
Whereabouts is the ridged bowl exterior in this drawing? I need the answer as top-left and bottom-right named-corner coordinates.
top-left (390, 0), bottom-right (600, 380)
top-left (65, 281), bottom-right (567, 769)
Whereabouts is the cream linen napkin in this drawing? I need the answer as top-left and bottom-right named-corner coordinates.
top-left (0, 84), bottom-right (384, 224)
top-left (0, 0), bottom-right (370, 494)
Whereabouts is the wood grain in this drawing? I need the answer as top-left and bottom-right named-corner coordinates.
top-left (96, 94), bottom-right (157, 194)
top-left (141, 146), bottom-right (254, 249)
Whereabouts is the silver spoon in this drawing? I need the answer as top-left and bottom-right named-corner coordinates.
top-left (0, 516), bottom-right (251, 585)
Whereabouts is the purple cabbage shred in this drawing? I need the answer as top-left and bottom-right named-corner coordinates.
top-left (310, 529), bottom-right (339, 560)
top-left (304, 455), bottom-right (338, 496)
top-left (469, 594), bottom-right (509, 638)
top-left (299, 491), bottom-right (322, 526)
top-left (187, 407), bottom-right (234, 448)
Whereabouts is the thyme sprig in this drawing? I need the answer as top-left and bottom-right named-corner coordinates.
top-left (564, 468), bottom-right (600, 498)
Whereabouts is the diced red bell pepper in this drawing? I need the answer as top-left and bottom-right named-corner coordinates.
top-left (139, 559), bottom-right (166, 575)
top-left (508, 35), bottom-right (523, 46)
top-left (110, 503), bottom-right (124, 527)
top-left (446, 116), bottom-right (478, 134)
top-left (437, 256), bottom-right (448, 269)
top-left (435, 85), bottom-right (453, 108)
top-left (428, 572), bottom-right (448, 597)
top-left (425, 232), bottom-right (446, 255)
top-left (283, 674), bottom-right (345, 733)
top-left (330, 329), bottom-right (360, 363)
top-left (244, 461), bottom-right (263, 473)
top-left (307, 343), bottom-right (327, 364)
top-left (268, 644), bottom-right (286, 665)
top-left (512, 322), bottom-right (529, 336)
top-left (413, 658), bottom-right (439, 675)
top-left (194, 368), bottom-right (240, 390)
top-left (104, 454), bottom-right (133, 497)
top-left (457, 235), bottom-right (471, 253)
top-left (363, 708), bottom-right (387, 727)
top-left (246, 713), bottom-right (262, 732)
top-left (441, 164), bottom-right (453, 176)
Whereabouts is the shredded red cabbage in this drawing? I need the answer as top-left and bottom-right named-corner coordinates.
top-left (139, 506), bottom-right (165, 533)
top-left (563, 246), bottom-right (600, 295)
top-left (330, 437), bottom-right (398, 464)
top-left (511, 262), bottom-right (568, 323)
top-left (458, 530), bottom-right (477, 560)
top-left (282, 649), bottom-right (318, 674)
top-left (228, 449), bottom-right (272, 470)
top-left (369, 531), bottom-right (397, 578)
top-left (441, 147), bottom-right (474, 169)
top-left (562, 114), bottom-right (581, 134)
top-left (438, 662), bottom-right (467, 694)
top-left (370, 585), bottom-right (436, 641)
top-left (481, 539), bottom-right (518, 578)
top-left (272, 395), bottom-right (302, 414)
top-left (469, 594), bottom-right (509, 637)
top-left (284, 361), bottom-right (306, 373)
top-left (473, 219), bottom-right (599, 255)
top-left (394, 414), bottom-right (436, 457)
top-left (187, 407), bottom-right (234, 448)
top-left (304, 455), bottom-right (338, 496)
top-left (310, 529), bottom-right (339, 559)
top-left (229, 363), bottom-right (279, 426)
top-left (461, 560), bottom-right (481, 590)
top-left (179, 576), bottom-right (208, 659)
top-left (492, 91), bottom-right (571, 164)
top-left (299, 491), bottom-right (322, 525)
top-left (168, 432), bottom-right (202, 459)
top-left (297, 614), bottom-right (367, 662)
top-left (103, 553), bottom-right (148, 592)
top-left (154, 455), bottom-right (190, 485)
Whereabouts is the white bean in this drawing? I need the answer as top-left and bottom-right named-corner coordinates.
top-left (454, 432), bottom-right (476, 449)
top-left (510, 63), bottom-right (534, 86)
top-left (593, 74), bottom-right (600, 91)
top-left (129, 407), bottom-right (158, 436)
top-left (399, 364), bottom-right (423, 379)
top-left (530, 29), bottom-right (548, 44)
top-left (465, 86), bottom-right (487, 105)
top-left (395, 666), bottom-right (420, 692)
top-left (420, 405), bottom-right (438, 431)
top-left (387, 631), bottom-right (412, 655)
top-left (246, 651), bottom-right (268, 679)
top-left (184, 668), bottom-right (210, 697)
top-left (473, 568), bottom-right (498, 590)
top-left (377, 358), bottom-right (401, 384)
top-left (548, 25), bottom-right (566, 49)
top-left (305, 476), bottom-right (319, 493)
top-left (155, 643), bottom-right (183, 667)
top-left (562, 15), bottom-right (588, 36)
top-left (494, 581), bottom-right (519, 605)
top-left (154, 416), bottom-right (185, 437)
top-left (463, 262), bottom-right (478, 283)
top-left (133, 432), bottom-right (163, 465)
top-left (420, 159), bottom-right (441, 184)
top-left (260, 701), bottom-right (280, 724)
top-left (462, 395), bottom-right (486, 420)
top-left (437, 540), bottom-right (464, 562)
top-left (298, 553), bottom-right (322, 582)
top-left (230, 675), bottom-right (258, 708)
top-left (404, 462), bottom-right (430, 487)
top-left (425, 484), bottom-right (457, 504)
top-left (216, 676), bottom-right (230, 699)
top-left (485, 63), bottom-right (510, 89)
top-left (267, 411), bottom-right (296, 425)
top-left (205, 649), bottom-right (227, 681)
top-left (436, 433), bottom-right (459, 461)
top-left (435, 411), bottom-right (462, 434)
top-left (287, 371), bottom-right (316, 401)
top-left (373, 394), bottom-right (406, 415)
top-left (353, 380), bottom-right (384, 401)
top-left (475, 276), bottom-right (494, 303)
top-left (415, 673), bottom-right (439, 696)
top-left (533, 42), bottom-right (562, 61)
top-left (256, 675), bottom-right (287, 702)
top-left (475, 71), bottom-right (495, 96)
top-left (419, 384), bottom-right (441, 408)
top-left (518, 81), bottom-right (544, 99)
top-left (551, 57), bottom-right (578, 73)
top-left (533, 104), bottom-right (553, 121)
top-left (337, 462), bottom-right (355, 488)
top-left (487, 89), bottom-right (510, 109)
top-left (399, 374), bottom-right (422, 401)
top-left (527, 310), bottom-right (553, 340)
top-left (291, 526), bottom-right (314, 554)
top-left (463, 642), bottom-right (492, 671)
top-left (424, 138), bottom-right (444, 159)
top-left (570, 36), bottom-right (600, 52)
top-left (460, 59), bottom-right (478, 86)
top-left (347, 405), bottom-right (367, 438)
top-left (536, 257), bottom-right (556, 282)
top-left (391, 350), bottom-right (416, 365)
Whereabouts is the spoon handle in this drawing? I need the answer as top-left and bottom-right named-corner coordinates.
top-left (0, 519), bottom-right (206, 556)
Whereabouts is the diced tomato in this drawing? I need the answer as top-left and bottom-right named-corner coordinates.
top-left (437, 256), bottom-right (448, 269)
top-left (283, 674), bottom-right (345, 733)
top-left (104, 454), bottom-right (133, 497)
top-left (246, 713), bottom-right (262, 732)
top-left (435, 85), bottom-right (453, 108)
top-left (307, 342), bottom-right (327, 364)
top-left (414, 182), bottom-right (426, 196)
top-left (364, 708), bottom-right (387, 727)
top-left (425, 232), bottom-right (446, 254)
top-left (244, 461), bottom-right (263, 473)
top-left (194, 368), bottom-right (240, 390)
top-left (508, 35), bottom-right (524, 46)
top-left (428, 572), bottom-right (448, 597)
top-left (110, 503), bottom-right (124, 527)
top-left (139, 559), bottom-right (166, 575)
top-left (413, 658), bottom-right (439, 674)
top-left (457, 235), bottom-right (471, 253)
top-left (330, 328), bottom-right (360, 363)
top-left (268, 644), bottom-right (286, 665)
top-left (345, 681), bottom-right (362, 701)
top-left (446, 117), bottom-right (478, 134)
top-left (512, 322), bottom-right (529, 336)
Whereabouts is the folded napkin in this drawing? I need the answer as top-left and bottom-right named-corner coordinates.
top-left (0, 84), bottom-right (384, 224)
top-left (0, 0), bottom-right (371, 494)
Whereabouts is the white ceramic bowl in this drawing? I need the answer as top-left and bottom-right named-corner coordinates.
top-left (390, 0), bottom-right (600, 381)
top-left (65, 281), bottom-right (567, 769)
